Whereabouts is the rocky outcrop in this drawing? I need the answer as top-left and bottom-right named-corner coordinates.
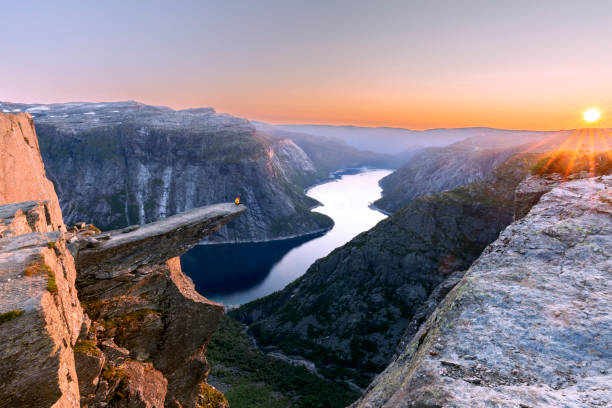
top-left (70, 205), bottom-right (244, 407)
top-left (0, 201), bottom-right (83, 408)
top-left (1, 102), bottom-right (341, 242)
top-left (233, 154), bottom-right (538, 388)
top-left (354, 175), bottom-right (612, 407)
top-left (0, 112), bottom-right (241, 407)
top-left (72, 203), bottom-right (245, 279)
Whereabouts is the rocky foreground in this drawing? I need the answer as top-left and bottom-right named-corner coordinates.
top-left (0, 112), bottom-right (242, 407)
top-left (354, 175), bottom-right (612, 407)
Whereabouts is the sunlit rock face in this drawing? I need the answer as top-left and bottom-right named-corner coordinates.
top-left (0, 113), bottom-right (64, 227)
top-left (354, 175), bottom-right (612, 407)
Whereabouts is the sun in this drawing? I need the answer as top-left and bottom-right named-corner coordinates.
top-left (583, 108), bottom-right (601, 123)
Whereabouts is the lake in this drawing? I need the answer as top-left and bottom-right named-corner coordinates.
top-left (181, 169), bottom-right (392, 305)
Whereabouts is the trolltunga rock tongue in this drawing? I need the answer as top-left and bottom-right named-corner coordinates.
top-left (354, 175), bottom-right (612, 407)
top-left (73, 203), bottom-right (246, 278)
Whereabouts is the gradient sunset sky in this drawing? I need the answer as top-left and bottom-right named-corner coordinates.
top-left (2, 0), bottom-right (612, 130)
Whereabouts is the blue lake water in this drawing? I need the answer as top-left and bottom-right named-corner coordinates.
top-left (181, 169), bottom-right (391, 305)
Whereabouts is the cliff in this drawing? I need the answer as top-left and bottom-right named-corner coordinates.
top-left (0, 113), bottom-right (63, 226)
top-left (233, 154), bottom-right (538, 388)
top-left (354, 175), bottom-right (612, 407)
top-left (0, 112), bottom-right (243, 407)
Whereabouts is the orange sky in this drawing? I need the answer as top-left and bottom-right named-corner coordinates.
top-left (2, 1), bottom-right (612, 131)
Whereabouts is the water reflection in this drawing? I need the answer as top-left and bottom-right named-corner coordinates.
top-left (181, 169), bottom-right (391, 305)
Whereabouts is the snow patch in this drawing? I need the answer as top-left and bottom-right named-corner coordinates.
top-left (26, 105), bottom-right (50, 112)
top-left (83, 112), bottom-right (96, 115)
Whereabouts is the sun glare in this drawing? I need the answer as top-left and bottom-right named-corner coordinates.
top-left (583, 108), bottom-right (600, 123)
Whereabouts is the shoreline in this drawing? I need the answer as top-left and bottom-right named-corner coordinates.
top-left (200, 167), bottom-right (391, 246)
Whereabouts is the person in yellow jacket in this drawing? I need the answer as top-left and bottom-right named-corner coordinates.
top-left (235, 196), bottom-right (241, 205)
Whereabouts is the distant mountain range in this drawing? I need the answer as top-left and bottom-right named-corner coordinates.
top-left (270, 123), bottom-right (556, 155)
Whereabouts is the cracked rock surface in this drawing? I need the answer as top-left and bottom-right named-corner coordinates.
top-left (354, 175), bottom-right (612, 408)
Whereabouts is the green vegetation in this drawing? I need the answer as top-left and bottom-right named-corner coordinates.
top-left (100, 309), bottom-right (163, 330)
top-left (207, 315), bottom-right (359, 408)
top-left (74, 339), bottom-right (101, 356)
top-left (196, 383), bottom-right (229, 408)
top-left (23, 260), bottom-right (57, 293)
top-left (0, 310), bottom-right (25, 325)
top-left (46, 271), bottom-right (58, 293)
top-left (47, 241), bottom-right (55, 249)
top-left (531, 150), bottom-right (612, 176)
top-left (101, 364), bottom-right (131, 403)
top-left (24, 260), bottom-right (52, 277)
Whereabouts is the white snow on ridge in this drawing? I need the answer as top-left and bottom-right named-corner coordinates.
top-left (26, 105), bottom-right (50, 112)
top-left (12, 109), bottom-right (21, 112)
top-left (84, 112), bottom-right (96, 115)
top-left (2, 109), bottom-right (10, 113)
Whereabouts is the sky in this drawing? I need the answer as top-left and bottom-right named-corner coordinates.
top-left (2, 0), bottom-right (612, 130)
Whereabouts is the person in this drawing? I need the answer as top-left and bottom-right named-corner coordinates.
top-left (235, 196), bottom-right (241, 205)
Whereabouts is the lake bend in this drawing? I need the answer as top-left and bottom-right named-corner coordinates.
top-left (181, 169), bottom-right (392, 305)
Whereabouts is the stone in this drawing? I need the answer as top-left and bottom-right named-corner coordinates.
top-left (353, 176), bottom-right (612, 407)
top-left (0, 113), bottom-right (64, 227)
top-left (0, 203), bottom-right (83, 407)
top-left (72, 203), bottom-right (246, 279)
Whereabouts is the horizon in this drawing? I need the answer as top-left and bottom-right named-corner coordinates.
top-left (2, 1), bottom-right (612, 130)
top-left (4, 99), bottom-right (610, 133)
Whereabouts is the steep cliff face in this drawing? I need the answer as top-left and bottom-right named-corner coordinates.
top-left (354, 175), bottom-right (612, 407)
top-left (0, 113), bottom-right (63, 226)
top-left (0, 101), bottom-right (332, 242)
top-left (233, 154), bottom-right (538, 387)
top-left (0, 112), bottom-right (241, 407)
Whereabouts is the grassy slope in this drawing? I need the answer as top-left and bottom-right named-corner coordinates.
top-left (207, 315), bottom-right (359, 408)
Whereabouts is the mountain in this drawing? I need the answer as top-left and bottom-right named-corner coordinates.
top-left (1, 101), bottom-right (404, 243)
top-left (253, 121), bottom-right (403, 179)
top-left (374, 129), bottom-right (612, 213)
top-left (232, 153), bottom-right (538, 387)
top-left (0, 101), bottom-right (353, 242)
top-left (273, 124), bottom-right (551, 155)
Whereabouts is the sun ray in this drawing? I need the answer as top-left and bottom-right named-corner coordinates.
top-left (588, 128), bottom-right (596, 176)
top-left (564, 128), bottom-right (586, 178)
top-left (537, 128), bottom-right (580, 175)
top-left (597, 128), bottom-right (612, 162)
top-left (520, 133), bottom-right (558, 154)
